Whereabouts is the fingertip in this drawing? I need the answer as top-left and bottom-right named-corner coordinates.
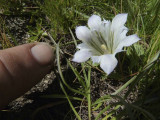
top-left (31, 43), bottom-right (55, 66)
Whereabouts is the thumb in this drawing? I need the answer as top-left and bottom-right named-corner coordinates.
top-left (0, 43), bottom-right (54, 108)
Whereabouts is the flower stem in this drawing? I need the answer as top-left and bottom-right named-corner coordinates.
top-left (87, 87), bottom-right (91, 120)
top-left (87, 66), bottom-right (91, 120)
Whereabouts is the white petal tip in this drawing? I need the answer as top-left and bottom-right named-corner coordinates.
top-left (75, 26), bottom-right (91, 41)
top-left (88, 14), bottom-right (101, 30)
top-left (119, 34), bottom-right (141, 47)
top-left (131, 34), bottom-right (141, 43)
top-left (112, 13), bottom-right (128, 30)
top-left (89, 15), bottom-right (101, 20)
top-left (117, 13), bottom-right (128, 18)
top-left (72, 58), bottom-right (81, 63)
top-left (100, 55), bottom-right (118, 75)
top-left (72, 50), bottom-right (92, 63)
top-left (135, 34), bottom-right (141, 40)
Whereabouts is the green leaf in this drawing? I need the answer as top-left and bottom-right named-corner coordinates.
top-left (144, 51), bottom-right (160, 70)
top-left (42, 94), bottom-right (83, 101)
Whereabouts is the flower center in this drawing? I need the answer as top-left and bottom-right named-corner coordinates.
top-left (100, 44), bottom-right (109, 54)
top-left (101, 44), bottom-right (107, 50)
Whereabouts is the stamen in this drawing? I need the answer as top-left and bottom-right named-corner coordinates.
top-left (101, 44), bottom-right (107, 50)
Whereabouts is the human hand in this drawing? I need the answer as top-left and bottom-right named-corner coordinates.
top-left (0, 43), bottom-right (54, 109)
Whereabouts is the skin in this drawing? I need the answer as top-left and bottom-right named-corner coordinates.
top-left (0, 43), bottom-right (54, 109)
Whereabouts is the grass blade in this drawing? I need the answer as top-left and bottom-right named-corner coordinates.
top-left (56, 43), bottom-right (85, 96)
top-left (60, 81), bottom-right (82, 120)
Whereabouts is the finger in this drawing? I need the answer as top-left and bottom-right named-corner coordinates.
top-left (0, 43), bottom-right (54, 108)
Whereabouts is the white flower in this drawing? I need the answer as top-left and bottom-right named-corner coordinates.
top-left (72, 13), bottom-right (140, 75)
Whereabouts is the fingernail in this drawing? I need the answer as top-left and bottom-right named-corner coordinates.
top-left (31, 43), bottom-right (54, 65)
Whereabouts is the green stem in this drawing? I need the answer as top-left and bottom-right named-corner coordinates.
top-left (87, 66), bottom-right (91, 120)
top-left (88, 87), bottom-right (91, 120)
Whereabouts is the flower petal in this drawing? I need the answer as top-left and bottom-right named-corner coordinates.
top-left (88, 15), bottom-right (101, 30)
top-left (72, 49), bottom-right (92, 63)
top-left (100, 20), bottom-right (111, 38)
top-left (119, 27), bottom-right (128, 40)
top-left (111, 13), bottom-right (128, 31)
top-left (112, 26), bottom-right (128, 50)
top-left (102, 19), bottom-right (110, 24)
top-left (100, 54), bottom-right (118, 75)
top-left (115, 34), bottom-right (140, 53)
top-left (77, 43), bottom-right (89, 50)
top-left (120, 34), bottom-right (140, 47)
top-left (91, 56), bottom-right (101, 64)
top-left (76, 26), bottom-right (91, 41)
